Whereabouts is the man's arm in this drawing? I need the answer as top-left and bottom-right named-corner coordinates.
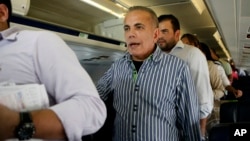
top-left (176, 64), bottom-right (201, 141)
top-left (0, 106), bottom-right (66, 140)
top-left (96, 63), bottom-right (115, 101)
top-left (33, 31), bottom-right (106, 140)
top-left (188, 48), bottom-right (213, 118)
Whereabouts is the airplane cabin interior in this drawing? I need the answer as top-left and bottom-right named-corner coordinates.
top-left (8, 0), bottom-right (250, 140)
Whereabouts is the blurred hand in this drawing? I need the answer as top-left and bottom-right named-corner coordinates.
top-left (234, 90), bottom-right (243, 98)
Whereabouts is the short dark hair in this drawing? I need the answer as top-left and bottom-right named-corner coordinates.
top-left (0, 0), bottom-right (12, 27)
top-left (127, 6), bottom-right (159, 28)
top-left (158, 14), bottom-right (180, 32)
top-left (181, 33), bottom-right (200, 48)
top-left (199, 42), bottom-right (214, 61)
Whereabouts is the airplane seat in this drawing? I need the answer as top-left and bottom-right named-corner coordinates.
top-left (208, 101), bottom-right (250, 141)
top-left (220, 101), bottom-right (250, 123)
top-left (208, 123), bottom-right (230, 141)
top-left (231, 76), bottom-right (250, 101)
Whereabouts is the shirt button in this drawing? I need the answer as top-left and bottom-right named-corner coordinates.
top-left (134, 85), bottom-right (139, 91)
top-left (133, 105), bottom-right (138, 111)
top-left (132, 125), bottom-right (136, 133)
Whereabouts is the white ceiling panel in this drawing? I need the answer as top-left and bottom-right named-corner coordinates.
top-left (12, 0), bottom-right (249, 71)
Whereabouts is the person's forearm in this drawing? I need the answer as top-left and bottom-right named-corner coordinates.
top-left (31, 109), bottom-right (66, 139)
top-left (200, 118), bottom-right (207, 137)
top-left (225, 85), bottom-right (236, 94)
top-left (0, 105), bottom-right (19, 140)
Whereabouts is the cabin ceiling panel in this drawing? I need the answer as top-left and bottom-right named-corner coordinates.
top-left (15, 0), bottom-right (243, 71)
top-left (28, 0), bottom-right (118, 32)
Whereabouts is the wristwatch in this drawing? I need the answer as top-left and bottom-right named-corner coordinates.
top-left (15, 112), bottom-right (36, 140)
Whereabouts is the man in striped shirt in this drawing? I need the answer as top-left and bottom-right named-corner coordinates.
top-left (97, 6), bottom-right (202, 141)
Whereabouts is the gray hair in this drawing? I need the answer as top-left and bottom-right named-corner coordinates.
top-left (126, 6), bottom-right (159, 28)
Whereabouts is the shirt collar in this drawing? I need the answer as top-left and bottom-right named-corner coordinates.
top-left (0, 27), bottom-right (21, 41)
top-left (124, 45), bottom-right (163, 63)
top-left (169, 40), bottom-right (185, 53)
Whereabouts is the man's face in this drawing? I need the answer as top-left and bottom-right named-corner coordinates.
top-left (157, 20), bottom-right (179, 52)
top-left (124, 10), bottom-right (159, 61)
top-left (0, 3), bottom-right (9, 31)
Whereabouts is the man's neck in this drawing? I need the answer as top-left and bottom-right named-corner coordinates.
top-left (0, 23), bottom-right (9, 32)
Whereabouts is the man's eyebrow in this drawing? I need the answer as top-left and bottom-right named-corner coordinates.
top-left (134, 23), bottom-right (144, 26)
top-left (160, 28), bottom-right (168, 32)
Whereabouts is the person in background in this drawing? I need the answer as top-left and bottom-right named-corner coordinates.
top-left (181, 33), bottom-right (243, 99)
top-left (0, 0), bottom-right (106, 140)
top-left (157, 14), bottom-right (213, 140)
top-left (199, 42), bottom-right (226, 132)
top-left (210, 48), bottom-right (234, 84)
top-left (199, 43), bottom-right (225, 100)
top-left (212, 51), bottom-right (242, 99)
top-left (181, 33), bottom-right (200, 48)
top-left (230, 60), bottom-right (239, 81)
top-left (97, 6), bottom-right (201, 141)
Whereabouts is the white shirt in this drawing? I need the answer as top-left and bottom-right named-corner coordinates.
top-left (169, 41), bottom-right (214, 118)
top-left (214, 61), bottom-right (231, 87)
top-left (0, 27), bottom-right (106, 141)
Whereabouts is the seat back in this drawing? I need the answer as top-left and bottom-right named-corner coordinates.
top-left (209, 123), bottom-right (230, 141)
top-left (220, 101), bottom-right (250, 123)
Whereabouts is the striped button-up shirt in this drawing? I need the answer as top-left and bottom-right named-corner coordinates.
top-left (97, 47), bottom-right (201, 141)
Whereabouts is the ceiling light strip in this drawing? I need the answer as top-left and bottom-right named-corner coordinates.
top-left (80, 0), bottom-right (124, 18)
top-left (213, 30), bottom-right (231, 59)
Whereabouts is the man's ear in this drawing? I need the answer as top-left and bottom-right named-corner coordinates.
top-left (153, 28), bottom-right (159, 43)
top-left (175, 30), bottom-right (181, 41)
top-left (0, 4), bottom-right (8, 23)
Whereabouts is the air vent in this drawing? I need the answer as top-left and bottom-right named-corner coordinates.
top-left (242, 51), bottom-right (250, 54)
top-left (242, 44), bottom-right (250, 54)
top-left (244, 43), bottom-right (250, 48)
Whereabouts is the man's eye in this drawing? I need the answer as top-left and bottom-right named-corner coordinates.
top-left (136, 26), bottom-right (143, 29)
top-left (161, 30), bottom-right (167, 34)
top-left (124, 27), bottom-right (129, 31)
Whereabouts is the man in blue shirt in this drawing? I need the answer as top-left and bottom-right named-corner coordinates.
top-left (97, 6), bottom-right (202, 141)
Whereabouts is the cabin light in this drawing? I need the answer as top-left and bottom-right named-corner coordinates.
top-left (191, 0), bottom-right (205, 15)
top-left (213, 30), bottom-right (231, 59)
top-left (113, 0), bottom-right (129, 10)
top-left (80, 0), bottom-right (124, 18)
top-left (115, 3), bottom-right (128, 11)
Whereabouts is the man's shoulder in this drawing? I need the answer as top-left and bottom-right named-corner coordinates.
top-left (111, 53), bottom-right (128, 65)
top-left (161, 52), bottom-right (189, 68)
top-left (184, 44), bottom-right (202, 53)
top-left (172, 44), bottom-right (205, 62)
